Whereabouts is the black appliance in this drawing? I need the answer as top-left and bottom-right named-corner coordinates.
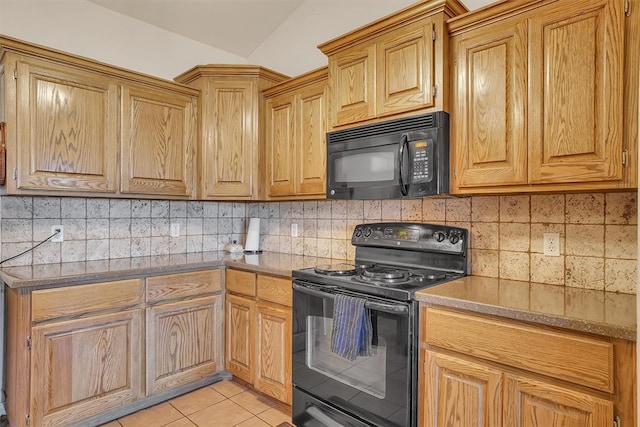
top-left (326, 112), bottom-right (449, 200)
top-left (292, 222), bottom-right (468, 427)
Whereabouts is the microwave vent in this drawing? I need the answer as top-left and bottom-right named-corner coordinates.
top-left (327, 113), bottom-right (438, 144)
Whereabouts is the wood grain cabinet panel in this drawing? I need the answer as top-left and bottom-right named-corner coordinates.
top-left (319, 0), bottom-right (467, 129)
top-left (224, 269), bottom-right (293, 404)
top-left (225, 293), bottom-right (255, 384)
top-left (254, 302), bottom-right (292, 404)
top-left (422, 350), bottom-right (502, 427)
top-left (449, 0), bottom-right (631, 193)
top-left (146, 296), bottom-right (220, 394)
top-left (174, 65), bottom-right (288, 200)
top-left (528, 0), bottom-right (624, 184)
top-left (452, 19), bottom-right (528, 188)
top-left (14, 57), bottom-right (118, 193)
top-left (376, 19), bottom-right (435, 117)
top-left (264, 68), bottom-right (328, 199)
top-left (420, 306), bottom-right (632, 427)
top-left (504, 374), bottom-right (613, 427)
top-left (30, 310), bottom-right (143, 427)
top-left (120, 84), bottom-right (196, 197)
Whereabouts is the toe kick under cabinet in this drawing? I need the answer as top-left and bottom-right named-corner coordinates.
top-left (419, 306), bottom-right (636, 427)
top-left (5, 269), bottom-right (224, 427)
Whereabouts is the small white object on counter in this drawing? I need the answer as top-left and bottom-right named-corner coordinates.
top-left (244, 217), bottom-right (260, 252)
top-left (223, 240), bottom-right (244, 253)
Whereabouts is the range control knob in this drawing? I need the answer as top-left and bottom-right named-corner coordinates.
top-left (434, 231), bottom-right (447, 242)
top-left (363, 227), bottom-right (372, 238)
top-left (354, 228), bottom-right (362, 238)
top-left (449, 234), bottom-right (460, 244)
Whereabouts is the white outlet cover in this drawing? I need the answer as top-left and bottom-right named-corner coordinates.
top-left (291, 223), bottom-right (299, 238)
top-left (170, 223), bottom-right (180, 237)
top-left (51, 225), bottom-right (64, 242)
top-left (543, 232), bottom-right (560, 256)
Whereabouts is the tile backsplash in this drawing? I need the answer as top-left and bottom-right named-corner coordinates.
top-left (0, 192), bottom-right (637, 294)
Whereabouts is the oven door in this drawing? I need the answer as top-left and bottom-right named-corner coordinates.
top-left (292, 281), bottom-right (417, 427)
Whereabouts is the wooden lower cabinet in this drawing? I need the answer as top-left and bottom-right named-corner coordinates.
top-left (254, 302), bottom-right (292, 404)
top-left (6, 269), bottom-right (223, 427)
top-left (504, 373), bottom-right (613, 427)
top-left (226, 294), bottom-right (255, 384)
top-left (420, 306), bottom-right (634, 427)
top-left (225, 269), bottom-right (292, 404)
top-left (147, 295), bottom-right (220, 394)
top-left (422, 350), bottom-right (502, 427)
top-left (30, 310), bottom-right (143, 427)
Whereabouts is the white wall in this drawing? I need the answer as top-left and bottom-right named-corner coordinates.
top-left (248, 0), bottom-right (420, 76)
top-left (0, 0), bottom-right (247, 80)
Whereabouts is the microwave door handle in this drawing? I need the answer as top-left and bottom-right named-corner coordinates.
top-left (398, 133), bottom-right (409, 196)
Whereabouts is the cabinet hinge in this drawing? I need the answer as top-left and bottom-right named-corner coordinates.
top-left (454, 166), bottom-right (458, 179)
top-left (433, 85), bottom-right (437, 98)
top-left (26, 336), bottom-right (31, 350)
top-left (613, 415), bottom-right (621, 427)
top-left (12, 167), bottom-right (17, 180)
top-left (622, 149), bottom-right (628, 166)
top-left (13, 67), bottom-right (17, 80)
top-left (432, 29), bottom-right (437, 41)
top-left (624, 0), bottom-right (630, 16)
top-left (25, 413), bottom-right (29, 426)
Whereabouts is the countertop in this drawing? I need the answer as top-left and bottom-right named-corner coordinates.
top-left (415, 276), bottom-right (636, 341)
top-left (0, 251), bottom-right (333, 289)
top-left (3, 254), bottom-right (636, 340)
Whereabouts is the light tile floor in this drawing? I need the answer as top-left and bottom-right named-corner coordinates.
top-left (100, 380), bottom-right (292, 427)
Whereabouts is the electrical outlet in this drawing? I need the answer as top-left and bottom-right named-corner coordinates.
top-left (543, 232), bottom-right (560, 256)
top-left (291, 223), bottom-right (299, 238)
top-left (51, 225), bottom-right (64, 242)
top-left (170, 223), bottom-right (180, 237)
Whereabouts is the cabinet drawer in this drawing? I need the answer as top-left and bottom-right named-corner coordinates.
top-left (226, 269), bottom-right (256, 297)
top-left (32, 279), bottom-right (143, 322)
top-left (146, 270), bottom-right (222, 304)
top-left (257, 275), bottom-right (292, 307)
top-left (422, 306), bottom-right (614, 393)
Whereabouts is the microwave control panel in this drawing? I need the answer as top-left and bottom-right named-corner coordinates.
top-left (409, 139), bottom-right (434, 183)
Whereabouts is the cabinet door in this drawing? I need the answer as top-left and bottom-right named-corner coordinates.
top-left (15, 57), bottom-right (118, 193)
top-left (376, 19), bottom-right (435, 117)
top-left (146, 295), bottom-right (220, 394)
top-left (504, 373), bottom-right (613, 427)
top-left (226, 293), bottom-right (255, 384)
top-left (202, 79), bottom-right (255, 198)
top-left (296, 81), bottom-right (328, 195)
top-left (255, 302), bottom-right (292, 404)
top-left (121, 85), bottom-right (196, 197)
top-left (421, 350), bottom-right (502, 427)
top-left (452, 19), bottom-right (528, 189)
top-left (528, 0), bottom-right (624, 184)
top-left (330, 43), bottom-right (376, 127)
top-left (266, 94), bottom-right (296, 197)
top-left (30, 310), bottom-right (143, 427)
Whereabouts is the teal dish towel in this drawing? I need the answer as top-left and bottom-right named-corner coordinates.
top-left (331, 294), bottom-right (373, 361)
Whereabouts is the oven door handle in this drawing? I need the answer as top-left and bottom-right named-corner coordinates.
top-left (293, 282), bottom-right (409, 314)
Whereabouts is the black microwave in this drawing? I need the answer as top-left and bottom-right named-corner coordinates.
top-left (326, 112), bottom-right (450, 199)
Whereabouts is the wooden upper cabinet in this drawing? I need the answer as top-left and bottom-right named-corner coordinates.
top-left (528, 0), bottom-right (624, 184)
top-left (330, 44), bottom-right (376, 127)
top-left (264, 67), bottom-right (328, 199)
top-left (377, 19), bottom-right (436, 117)
top-left (14, 56), bottom-right (118, 193)
top-left (319, 0), bottom-right (467, 129)
top-left (121, 84), bottom-right (196, 197)
top-left (449, 0), bottom-right (632, 193)
top-left (175, 65), bottom-right (289, 200)
top-left (452, 19), bottom-right (528, 188)
top-left (1, 36), bottom-right (200, 198)
top-left (266, 93), bottom-right (296, 196)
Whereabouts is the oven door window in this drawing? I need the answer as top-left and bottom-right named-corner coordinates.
top-left (306, 314), bottom-right (386, 398)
